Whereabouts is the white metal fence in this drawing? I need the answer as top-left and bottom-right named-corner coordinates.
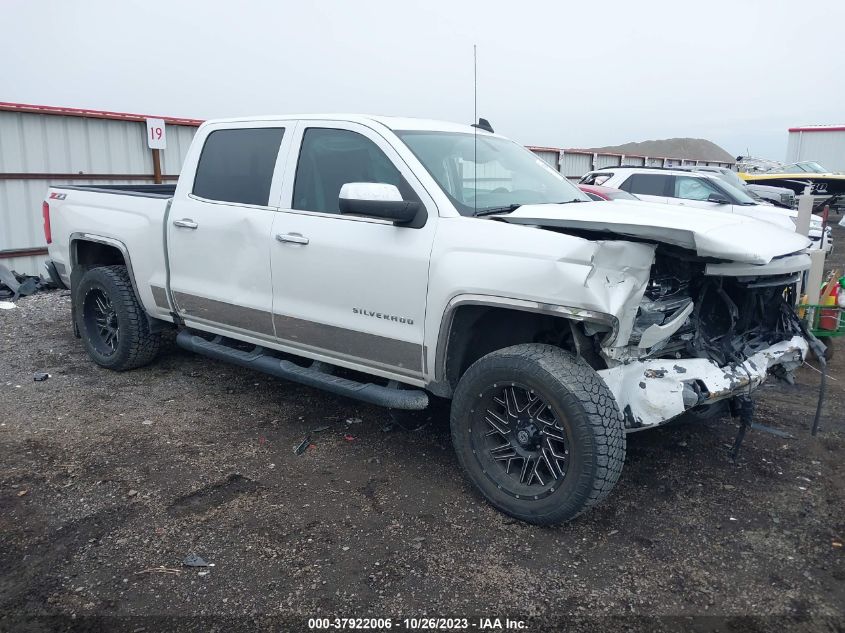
top-left (0, 103), bottom-right (199, 275)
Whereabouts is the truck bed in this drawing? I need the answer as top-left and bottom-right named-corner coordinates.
top-left (55, 184), bottom-right (177, 198)
top-left (46, 184), bottom-right (174, 310)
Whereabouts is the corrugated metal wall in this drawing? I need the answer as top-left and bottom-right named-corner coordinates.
top-left (560, 153), bottom-right (593, 180)
top-left (532, 149), bottom-right (558, 169)
top-left (0, 110), bottom-right (197, 275)
top-left (531, 147), bottom-right (734, 181)
top-left (786, 130), bottom-right (845, 172)
top-left (621, 156), bottom-right (645, 167)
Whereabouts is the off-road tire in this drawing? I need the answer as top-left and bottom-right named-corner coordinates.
top-left (450, 344), bottom-right (625, 525)
top-left (74, 265), bottom-right (161, 371)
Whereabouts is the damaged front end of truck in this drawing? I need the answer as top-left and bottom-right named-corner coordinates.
top-left (499, 202), bottom-right (816, 431)
top-left (597, 247), bottom-right (810, 430)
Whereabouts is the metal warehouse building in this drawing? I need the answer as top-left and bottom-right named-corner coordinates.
top-left (786, 125), bottom-right (845, 172)
top-left (527, 146), bottom-right (734, 181)
top-left (0, 102), bottom-right (201, 275)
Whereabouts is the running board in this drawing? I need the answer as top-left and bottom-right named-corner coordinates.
top-left (176, 330), bottom-right (429, 410)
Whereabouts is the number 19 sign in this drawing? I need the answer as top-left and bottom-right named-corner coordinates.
top-left (146, 118), bottom-right (167, 150)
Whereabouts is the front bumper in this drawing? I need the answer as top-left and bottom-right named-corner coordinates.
top-left (598, 335), bottom-right (808, 431)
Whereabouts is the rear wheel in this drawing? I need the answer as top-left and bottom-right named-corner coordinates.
top-left (74, 265), bottom-right (161, 371)
top-left (450, 344), bottom-right (625, 525)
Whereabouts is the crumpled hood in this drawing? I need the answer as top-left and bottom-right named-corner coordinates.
top-left (498, 200), bottom-right (811, 264)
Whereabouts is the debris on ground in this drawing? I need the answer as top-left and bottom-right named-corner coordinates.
top-left (345, 417), bottom-right (362, 426)
top-left (182, 554), bottom-right (213, 568)
top-left (33, 372), bottom-right (50, 382)
top-left (136, 567), bottom-right (182, 575)
top-left (411, 536), bottom-right (426, 549)
top-left (17, 490), bottom-right (28, 497)
top-left (343, 434), bottom-right (357, 442)
top-left (0, 301), bottom-right (15, 310)
top-left (294, 436), bottom-right (312, 455)
top-left (0, 264), bottom-right (55, 301)
top-left (310, 425), bottom-right (332, 433)
top-left (127, 489), bottom-right (138, 497)
top-left (750, 422), bottom-right (795, 439)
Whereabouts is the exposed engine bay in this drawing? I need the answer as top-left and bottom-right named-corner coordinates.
top-left (626, 247), bottom-right (805, 366)
top-left (595, 245), bottom-right (809, 430)
top-left (493, 208), bottom-right (815, 431)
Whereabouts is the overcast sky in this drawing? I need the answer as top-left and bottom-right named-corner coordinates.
top-left (3, 0), bottom-right (843, 159)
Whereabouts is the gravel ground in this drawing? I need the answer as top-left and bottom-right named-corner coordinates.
top-left (1, 226), bottom-right (844, 632)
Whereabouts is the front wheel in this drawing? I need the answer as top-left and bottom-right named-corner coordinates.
top-left (74, 265), bottom-right (161, 371)
top-left (450, 344), bottom-right (625, 525)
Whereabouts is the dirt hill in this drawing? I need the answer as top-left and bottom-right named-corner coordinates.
top-left (584, 138), bottom-right (735, 163)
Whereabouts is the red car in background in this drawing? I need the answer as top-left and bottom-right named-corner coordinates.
top-left (578, 184), bottom-right (639, 201)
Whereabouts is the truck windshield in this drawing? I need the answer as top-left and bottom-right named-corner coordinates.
top-left (396, 131), bottom-right (589, 216)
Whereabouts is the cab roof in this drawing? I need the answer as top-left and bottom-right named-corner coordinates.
top-left (201, 114), bottom-right (501, 136)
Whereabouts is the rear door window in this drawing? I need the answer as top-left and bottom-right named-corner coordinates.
top-left (193, 128), bottom-right (285, 206)
top-left (619, 173), bottom-right (670, 196)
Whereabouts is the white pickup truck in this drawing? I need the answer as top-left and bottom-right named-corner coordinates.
top-left (43, 114), bottom-right (814, 524)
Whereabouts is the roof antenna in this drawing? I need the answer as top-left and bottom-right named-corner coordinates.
top-left (470, 46), bottom-right (495, 136)
top-left (474, 44), bottom-right (477, 130)
top-left (473, 44), bottom-right (477, 214)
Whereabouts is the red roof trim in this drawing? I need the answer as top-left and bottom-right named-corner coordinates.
top-left (525, 145), bottom-right (561, 153)
top-left (0, 101), bottom-right (203, 126)
top-left (789, 125), bottom-right (845, 133)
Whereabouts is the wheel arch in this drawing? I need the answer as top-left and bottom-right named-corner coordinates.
top-left (69, 233), bottom-right (141, 301)
top-left (430, 295), bottom-right (617, 397)
top-left (68, 233), bottom-right (167, 335)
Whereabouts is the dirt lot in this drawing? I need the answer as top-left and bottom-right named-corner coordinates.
top-left (2, 227), bottom-right (845, 632)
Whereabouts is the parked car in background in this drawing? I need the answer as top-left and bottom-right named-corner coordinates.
top-left (580, 166), bottom-right (832, 252)
top-left (577, 184), bottom-right (639, 201)
top-left (676, 165), bottom-right (796, 209)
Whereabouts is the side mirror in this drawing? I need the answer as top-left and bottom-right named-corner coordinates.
top-left (338, 183), bottom-right (420, 225)
top-left (707, 193), bottom-right (730, 204)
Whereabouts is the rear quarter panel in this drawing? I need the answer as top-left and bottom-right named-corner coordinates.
top-left (46, 188), bottom-right (170, 316)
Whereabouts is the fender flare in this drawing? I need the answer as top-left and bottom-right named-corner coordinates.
top-left (429, 293), bottom-right (618, 396)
